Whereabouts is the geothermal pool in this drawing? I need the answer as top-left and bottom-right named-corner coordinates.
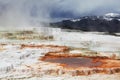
top-left (41, 56), bottom-right (103, 68)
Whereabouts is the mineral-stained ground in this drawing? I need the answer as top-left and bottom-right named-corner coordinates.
top-left (0, 27), bottom-right (120, 80)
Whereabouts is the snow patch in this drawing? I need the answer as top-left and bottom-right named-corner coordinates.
top-left (105, 13), bottom-right (120, 18)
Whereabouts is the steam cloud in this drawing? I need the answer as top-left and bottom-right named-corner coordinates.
top-left (0, 0), bottom-right (120, 27)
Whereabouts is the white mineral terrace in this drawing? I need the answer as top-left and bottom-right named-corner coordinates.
top-left (0, 27), bottom-right (120, 80)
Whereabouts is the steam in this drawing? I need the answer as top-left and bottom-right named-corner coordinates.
top-left (0, 0), bottom-right (120, 27)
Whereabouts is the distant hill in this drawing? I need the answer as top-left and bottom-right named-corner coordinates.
top-left (50, 13), bottom-right (120, 34)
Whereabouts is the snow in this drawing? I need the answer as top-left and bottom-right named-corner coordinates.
top-left (103, 17), bottom-right (113, 21)
top-left (105, 13), bottom-right (120, 18)
top-left (70, 19), bottom-right (81, 22)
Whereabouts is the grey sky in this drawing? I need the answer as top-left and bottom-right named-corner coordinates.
top-left (0, 0), bottom-right (120, 27)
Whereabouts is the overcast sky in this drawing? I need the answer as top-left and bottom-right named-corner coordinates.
top-left (0, 0), bottom-right (120, 27)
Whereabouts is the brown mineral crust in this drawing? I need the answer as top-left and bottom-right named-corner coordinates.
top-left (98, 59), bottom-right (120, 68)
top-left (40, 56), bottom-right (106, 68)
top-left (40, 55), bottom-right (120, 75)
top-left (20, 44), bottom-right (69, 52)
top-left (0, 43), bottom-right (7, 46)
top-left (14, 44), bottom-right (120, 76)
top-left (45, 52), bottom-right (83, 57)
